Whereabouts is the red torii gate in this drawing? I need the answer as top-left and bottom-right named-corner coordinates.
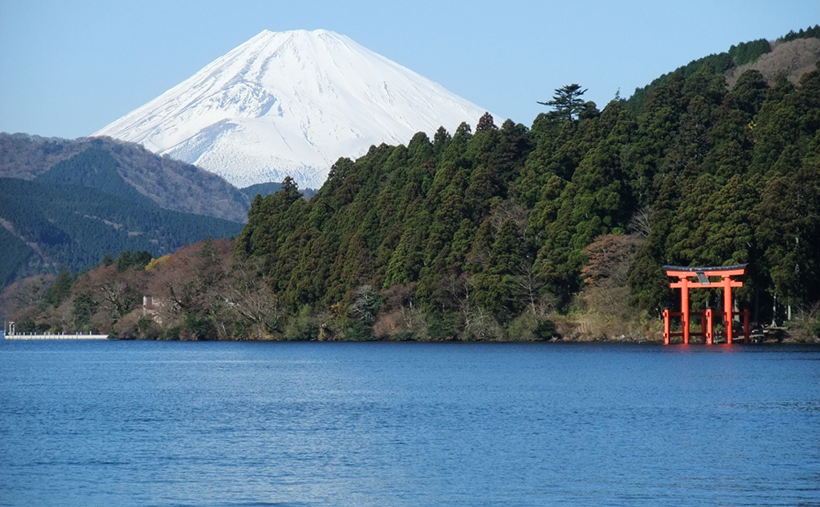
top-left (662, 264), bottom-right (750, 345)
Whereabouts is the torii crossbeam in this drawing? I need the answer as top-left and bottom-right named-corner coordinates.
top-left (662, 264), bottom-right (750, 345)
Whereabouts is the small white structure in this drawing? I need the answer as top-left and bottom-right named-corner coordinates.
top-left (3, 321), bottom-right (108, 340)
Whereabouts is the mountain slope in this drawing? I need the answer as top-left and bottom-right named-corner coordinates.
top-left (36, 147), bottom-right (157, 207)
top-left (626, 26), bottom-right (820, 114)
top-left (0, 177), bottom-right (243, 285)
top-left (94, 29), bottom-right (492, 189)
top-left (0, 133), bottom-right (251, 222)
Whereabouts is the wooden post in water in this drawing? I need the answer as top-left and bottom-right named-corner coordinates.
top-left (705, 308), bottom-right (713, 345)
top-left (723, 279), bottom-right (734, 345)
top-left (681, 277), bottom-right (690, 345)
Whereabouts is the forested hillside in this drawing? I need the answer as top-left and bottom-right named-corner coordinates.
top-left (234, 61), bottom-right (820, 340)
top-left (0, 134), bottom-right (251, 222)
top-left (0, 177), bottom-right (242, 287)
top-left (627, 25), bottom-right (820, 113)
top-left (7, 29), bottom-right (820, 341)
top-left (0, 136), bottom-right (301, 292)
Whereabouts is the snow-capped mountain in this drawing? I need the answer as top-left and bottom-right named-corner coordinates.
top-left (94, 29), bottom-right (492, 189)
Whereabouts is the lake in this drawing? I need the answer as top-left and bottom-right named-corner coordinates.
top-left (1, 340), bottom-right (818, 506)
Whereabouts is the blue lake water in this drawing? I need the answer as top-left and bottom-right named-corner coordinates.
top-left (1, 340), bottom-right (819, 506)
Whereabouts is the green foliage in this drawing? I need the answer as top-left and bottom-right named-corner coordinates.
top-left (162, 326), bottom-right (182, 341)
top-left (730, 70), bottom-right (769, 117)
top-left (427, 312), bottom-right (458, 340)
top-left (0, 227), bottom-right (32, 286)
top-left (343, 321), bottom-right (375, 341)
top-left (43, 267), bottom-right (73, 307)
top-left (812, 318), bottom-right (820, 338)
top-left (535, 318), bottom-right (557, 338)
top-left (538, 84), bottom-right (589, 122)
top-left (755, 165), bottom-right (820, 306)
top-left (116, 250), bottom-right (153, 272)
top-left (184, 312), bottom-right (215, 340)
top-left (622, 28), bottom-right (779, 115)
top-left (283, 308), bottom-right (320, 341)
top-left (0, 177), bottom-right (242, 285)
top-left (778, 25), bottom-right (820, 43)
top-left (240, 181), bottom-right (318, 201)
top-left (72, 291), bottom-right (98, 328)
top-left (137, 317), bottom-right (162, 340)
top-left (506, 313), bottom-right (556, 341)
top-left (37, 148), bottom-right (156, 207)
top-left (728, 39), bottom-right (771, 66)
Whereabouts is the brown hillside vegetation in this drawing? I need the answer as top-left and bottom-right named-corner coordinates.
top-left (3, 239), bottom-right (280, 340)
top-left (726, 38), bottom-right (820, 88)
top-left (0, 134), bottom-right (250, 222)
top-left (0, 134), bottom-right (87, 179)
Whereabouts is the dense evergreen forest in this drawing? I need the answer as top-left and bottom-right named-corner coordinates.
top-left (233, 62), bottom-right (820, 340)
top-left (0, 173), bottom-right (242, 287)
top-left (6, 28), bottom-right (820, 341)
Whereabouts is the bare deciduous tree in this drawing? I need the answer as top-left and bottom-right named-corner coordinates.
top-left (628, 207), bottom-right (652, 238)
top-left (512, 256), bottom-right (550, 316)
top-left (351, 284), bottom-right (379, 324)
top-left (223, 259), bottom-right (282, 338)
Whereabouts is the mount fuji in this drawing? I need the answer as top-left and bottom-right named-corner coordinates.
top-left (94, 29), bottom-right (492, 189)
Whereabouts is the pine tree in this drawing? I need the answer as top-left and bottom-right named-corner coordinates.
top-left (538, 84), bottom-right (588, 122)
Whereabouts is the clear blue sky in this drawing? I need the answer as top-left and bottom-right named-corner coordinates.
top-left (1, 0), bottom-right (817, 139)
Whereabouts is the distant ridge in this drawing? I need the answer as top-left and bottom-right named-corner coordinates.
top-left (94, 29), bottom-right (492, 189)
top-left (0, 133), bottom-right (250, 223)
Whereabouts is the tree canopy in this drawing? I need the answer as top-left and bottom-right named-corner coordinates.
top-left (538, 83), bottom-right (589, 122)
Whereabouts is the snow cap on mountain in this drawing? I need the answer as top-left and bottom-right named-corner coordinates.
top-left (94, 29), bottom-right (492, 189)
